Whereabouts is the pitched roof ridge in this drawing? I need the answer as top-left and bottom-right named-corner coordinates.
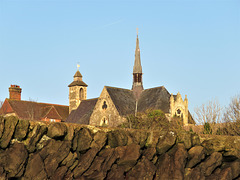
top-left (1, 99), bottom-right (15, 115)
top-left (104, 86), bottom-right (131, 91)
top-left (7, 99), bottom-right (68, 107)
top-left (42, 105), bottom-right (62, 119)
top-left (143, 86), bottom-right (165, 91)
top-left (41, 106), bottom-right (53, 118)
top-left (81, 98), bottom-right (99, 102)
top-left (51, 106), bottom-right (62, 119)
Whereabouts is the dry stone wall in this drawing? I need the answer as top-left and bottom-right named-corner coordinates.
top-left (0, 116), bottom-right (240, 179)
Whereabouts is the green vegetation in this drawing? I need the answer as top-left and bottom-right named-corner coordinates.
top-left (119, 109), bottom-right (169, 130)
top-left (119, 109), bottom-right (184, 132)
top-left (203, 122), bottom-right (212, 135)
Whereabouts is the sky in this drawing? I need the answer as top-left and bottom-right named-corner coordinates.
top-left (0, 0), bottom-right (239, 114)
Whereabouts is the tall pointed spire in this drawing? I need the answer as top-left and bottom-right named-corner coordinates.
top-left (133, 31), bottom-right (142, 73)
top-left (132, 28), bottom-right (143, 99)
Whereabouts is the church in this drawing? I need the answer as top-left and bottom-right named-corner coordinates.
top-left (66, 34), bottom-right (194, 127)
top-left (0, 33), bottom-right (194, 126)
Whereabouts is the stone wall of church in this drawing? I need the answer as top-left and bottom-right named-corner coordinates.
top-left (0, 116), bottom-right (240, 179)
top-left (170, 92), bottom-right (189, 125)
top-left (89, 87), bottom-right (125, 127)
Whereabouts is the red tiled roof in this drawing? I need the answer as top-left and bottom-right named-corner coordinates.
top-left (41, 106), bottom-right (62, 120)
top-left (0, 99), bottom-right (69, 121)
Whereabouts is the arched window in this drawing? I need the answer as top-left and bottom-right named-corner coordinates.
top-left (79, 88), bottom-right (84, 100)
top-left (102, 101), bottom-right (107, 110)
top-left (100, 117), bottom-right (108, 126)
top-left (138, 74), bottom-right (142, 82)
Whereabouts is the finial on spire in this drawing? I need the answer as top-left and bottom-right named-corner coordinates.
top-left (77, 64), bottom-right (80, 71)
top-left (136, 27), bottom-right (139, 36)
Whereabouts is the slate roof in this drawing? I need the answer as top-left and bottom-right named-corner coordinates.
top-left (105, 86), bottom-right (136, 116)
top-left (68, 70), bottom-right (88, 87)
top-left (68, 81), bottom-right (88, 87)
top-left (65, 98), bottom-right (98, 124)
top-left (105, 86), bottom-right (195, 124)
top-left (104, 86), bottom-right (172, 115)
top-left (0, 99), bottom-right (69, 121)
top-left (74, 70), bottom-right (82, 77)
top-left (188, 111), bottom-right (195, 125)
top-left (138, 86), bottom-right (171, 113)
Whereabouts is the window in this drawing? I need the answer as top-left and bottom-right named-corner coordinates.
top-left (100, 116), bottom-right (108, 126)
top-left (102, 101), bottom-right (107, 110)
top-left (79, 88), bottom-right (84, 100)
top-left (138, 74), bottom-right (142, 82)
top-left (177, 109), bottom-right (181, 115)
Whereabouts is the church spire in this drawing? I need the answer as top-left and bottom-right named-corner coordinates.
top-left (133, 29), bottom-right (142, 74)
top-left (132, 29), bottom-right (143, 99)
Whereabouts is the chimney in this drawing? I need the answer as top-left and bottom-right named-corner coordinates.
top-left (9, 85), bottom-right (22, 100)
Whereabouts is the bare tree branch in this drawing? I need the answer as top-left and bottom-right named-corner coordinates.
top-left (224, 95), bottom-right (240, 122)
top-left (194, 99), bottom-right (222, 125)
top-left (0, 100), bottom-right (3, 109)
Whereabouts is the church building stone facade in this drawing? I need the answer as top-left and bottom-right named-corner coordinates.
top-left (66, 33), bottom-right (194, 127)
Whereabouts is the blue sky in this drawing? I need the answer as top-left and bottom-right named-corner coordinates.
top-left (0, 0), bottom-right (239, 113)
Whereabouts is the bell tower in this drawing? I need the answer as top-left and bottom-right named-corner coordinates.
top-left (132, 29), bottom-right (143, 99)
top-left (68, 65), bottom-right (88, 113)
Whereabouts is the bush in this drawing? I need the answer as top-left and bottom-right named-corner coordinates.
top-left (203, 122), bottom-right (212, 134)
top-left (119, 109), bottom-right (170, 131)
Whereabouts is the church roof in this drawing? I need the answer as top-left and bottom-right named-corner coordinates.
top-left (74, 70), bottom-right (82, 77)
top-left (138, 86), bottom-right (171, 113)
top-left (65, 98), bottom-right (98, 124)
top-left (0, 99), bottom-right (69, 121)
top-left (104, 86), bottom-right (176, 114)
top-left (68, 81), bottom-right (88, 87)
top-left (104, 86), bottom-right (172, 114)
top-left (68, 70), bottom-right (88, 87)
top-left (105, 86), bottom-right (136, 115)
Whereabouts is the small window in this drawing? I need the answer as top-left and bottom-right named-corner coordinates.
top-left (79, 88), bottom-right (84, 100)
top-left (102, 101), bottom-right (107, 110)
top-left (138, 74), bottom-right (142, 82)
top-left (100, 117), bottom-right (108, 126)
top-left (177, 109), bottom-right (181, 115)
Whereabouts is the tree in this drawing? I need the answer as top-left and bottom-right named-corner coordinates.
top-left (0, 100), bottom-right (3, 109)
top-left (224, 95), bottom-right (240, 122)
top-left (194, 99), bottom-right (222, 134)
top-left (26, 98), bottom-right (38, 121)
top-left (222, 95), bottom-right (240, 136)
top-left (194, 99), bottom-right (222, 125)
